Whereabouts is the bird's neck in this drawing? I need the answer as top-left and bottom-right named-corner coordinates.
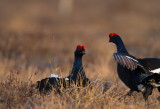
top-left (115, 38), bottom-right (128, 54)
top-left (69, 56), bottom-right (86, 80)
top-left (73, 56), bottom-right (83, 72)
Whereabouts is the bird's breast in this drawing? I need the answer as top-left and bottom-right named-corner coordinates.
top-left (117, 64), bottom-right (136, 89)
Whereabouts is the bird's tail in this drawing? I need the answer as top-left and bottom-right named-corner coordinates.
top-left (141, 73), bottom-right (160, 87)
top-left (29, 82), bottom-right (39, 95)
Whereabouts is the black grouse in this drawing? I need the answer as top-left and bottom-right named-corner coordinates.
top-left (35, 45), bottom-right (90, 94)
top-left (109, 33), bottom-right (160, 100)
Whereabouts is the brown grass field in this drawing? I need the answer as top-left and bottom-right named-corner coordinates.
top-left (0, 0), bottom-right (160, 108)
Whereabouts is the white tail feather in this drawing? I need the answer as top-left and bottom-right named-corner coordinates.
top-left (51, 74), bottom-right (60, 78)
top-left (150, 68), bottom-right (160, 73)
top-left (65, 78), bottom-right (69, 81)
top-left (138, 84), bottom-right (144, 91)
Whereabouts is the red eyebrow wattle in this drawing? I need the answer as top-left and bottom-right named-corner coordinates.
top-left (77, 45), bottom-right (82, 50)
top-left (109, 33), bottom-right (118, 38)
top-left (82, 45), bottom-right (86, 49)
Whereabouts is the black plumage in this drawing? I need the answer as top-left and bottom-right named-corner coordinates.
top-left (35, 45), bottom-right (90, 94)
top-left (109, 33), bottom-right (160, 100)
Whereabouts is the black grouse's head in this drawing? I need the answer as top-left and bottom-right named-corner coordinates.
top-left (109, 33), bottom-right (121, 43)
top-left (74, 45), bottom-right (86, 57)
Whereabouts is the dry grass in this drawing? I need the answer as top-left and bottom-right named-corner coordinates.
top-left (0, 0), bottom-right (160, 108)
top-left (0, 71), bottom-right (160, 109)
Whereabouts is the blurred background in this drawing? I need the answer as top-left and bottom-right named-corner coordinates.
top-left (0, 0), bottom-right (160, 82)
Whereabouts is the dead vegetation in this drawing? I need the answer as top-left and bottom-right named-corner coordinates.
top-left (0, 71), bottom-right (158, 109)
